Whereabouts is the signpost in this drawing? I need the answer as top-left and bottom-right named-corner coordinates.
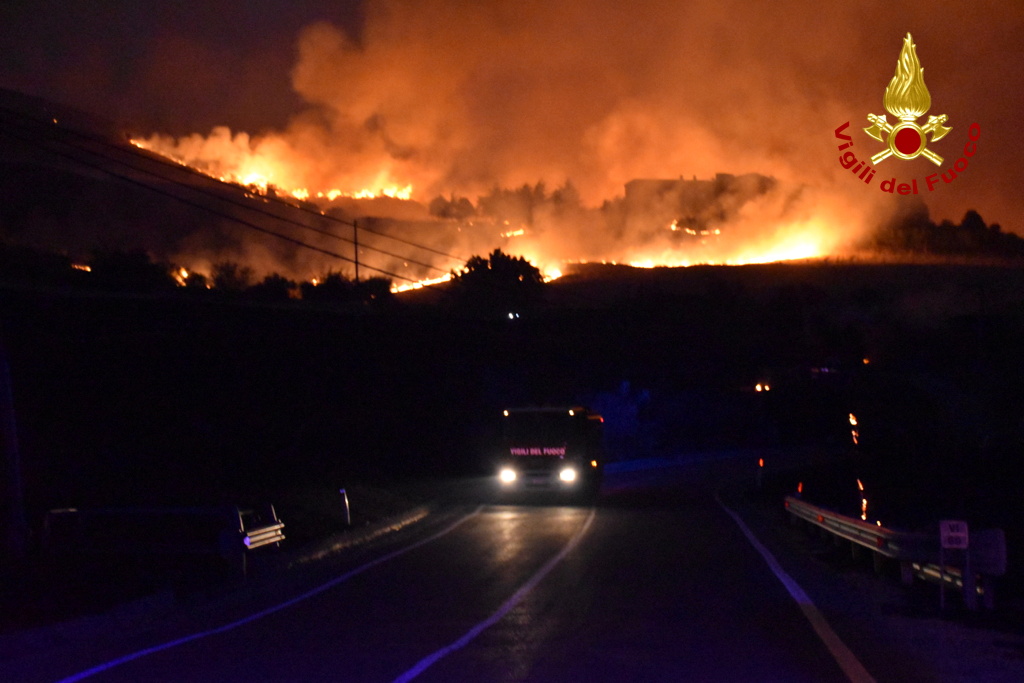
top-left (939, 520), bottom-right (969, 610)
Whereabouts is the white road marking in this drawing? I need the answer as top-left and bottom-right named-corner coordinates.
top-left (54, 506), bottom-right (484, 683)
top-left (717, 495), bottom-right (876, 683)
top-left (393, 507), bottom-right (597, 682)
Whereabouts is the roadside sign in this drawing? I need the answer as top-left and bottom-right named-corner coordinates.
top-left (939, 520), bottom-right (970, 612)
top-left (940, 520), bottom-right (969, 549)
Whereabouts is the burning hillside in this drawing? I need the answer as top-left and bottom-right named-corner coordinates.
top-left (5, 1), bottom-right (1019, 288)
top-left (0, 83), bottom-right (1012, 298)
top-left (119, 0), bottom-right (910, 283)
top-left (129, 126), bottom-right (858, 285)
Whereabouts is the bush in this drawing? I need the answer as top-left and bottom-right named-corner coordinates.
top-left (451, 249), bottom-right (544, 315)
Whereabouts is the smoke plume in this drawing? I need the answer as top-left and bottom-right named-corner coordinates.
top-left (132, 0), bottom-right (1023, 279)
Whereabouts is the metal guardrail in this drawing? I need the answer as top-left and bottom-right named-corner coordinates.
top-left (784, 495), bottom-right (1006, 610)
top-left (785, 496), bottom-right (934, 561)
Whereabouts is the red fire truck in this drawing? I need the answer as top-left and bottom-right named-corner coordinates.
top-left (495, 406), bottom-right (605, 499)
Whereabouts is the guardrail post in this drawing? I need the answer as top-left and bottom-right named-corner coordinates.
top-left (221, 506), bottom-right (247, 580)
top-left (939, 547), bottom-right (947, 611)
top-left (340, 489), bottom-right (351, 526)
top-left (962, 553), bottom-right (977, 611)
top-left (900, 561), bottom-right (914, 585)
top-left (872, 551), bottom-right (885, 575)
top-left (981, 576), bottom-right (995, 610)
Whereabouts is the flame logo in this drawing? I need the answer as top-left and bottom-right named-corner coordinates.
top-left (864, 33), bottom-right (951, 166)
top-left (883, 34), bottom-right (931, 121)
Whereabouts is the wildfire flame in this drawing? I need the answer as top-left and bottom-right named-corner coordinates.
top-left (884, 33), bottom-right (931, 121)
top-left (390, 273), bottom-right (452, 293)
top-left (129, 137), bottom-right (413, 203)
top-left (128, 130), bottom-right (842, 292)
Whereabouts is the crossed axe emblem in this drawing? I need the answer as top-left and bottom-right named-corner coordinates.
top-left (864, 113), bottom-right (952, 166)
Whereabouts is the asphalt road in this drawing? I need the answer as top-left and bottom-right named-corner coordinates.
top-left (5, 454), bottom-right (1008, 682)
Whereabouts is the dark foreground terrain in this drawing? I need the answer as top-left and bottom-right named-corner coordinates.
top-left (3, 261), bottom-right (1024, 633)
top-left (4, 458), bottom-right (1024, 683)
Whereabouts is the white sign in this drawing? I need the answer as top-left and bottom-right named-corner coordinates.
top-left (940, 520), bottom-right (969, 549)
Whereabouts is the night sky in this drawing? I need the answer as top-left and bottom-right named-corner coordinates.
top-left (2, 1), bottom-right (1022, 238)
top-left (0, 1), bottom-right (363, 133)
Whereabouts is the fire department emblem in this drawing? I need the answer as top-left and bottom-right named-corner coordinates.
top-left (864, 33), bottom-right (951, 166)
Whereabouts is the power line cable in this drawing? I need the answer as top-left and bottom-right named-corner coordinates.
top-left (2, 103), bottom-right (468, 263)
top-left (0, 106), bottom-right (461, 274)
top-left (1, 105), bottom-right (598, 307)
top-left (0, 120), bottom-right (417, 282)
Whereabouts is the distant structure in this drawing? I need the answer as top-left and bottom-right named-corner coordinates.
top-left (623, 172), bottom-right (775, 238)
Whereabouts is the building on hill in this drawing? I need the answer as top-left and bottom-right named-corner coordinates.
top-left (622, 173), bottom-right (775, 238)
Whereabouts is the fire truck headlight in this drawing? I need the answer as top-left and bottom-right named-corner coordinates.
top-left (559, 467), bottom-right (578, 483)
top-left (499, 468), bottom-right (517, 484)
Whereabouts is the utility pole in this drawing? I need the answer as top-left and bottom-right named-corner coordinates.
top-left (1, 335), bottom-right (27, 564)
top-left (353, 219), bottom-right (360, 283)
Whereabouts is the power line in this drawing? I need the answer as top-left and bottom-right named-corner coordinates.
top-left (0, 119), bottom-right (418, 282)
top-left (0, 105), bottom-right (469, 275)
top-left (127, 136), bottom-right (466, 261)
top-left (123, 140), bottom-right (463, 268)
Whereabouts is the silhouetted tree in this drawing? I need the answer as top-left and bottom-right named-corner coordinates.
top-left (477, 182), bottom-right (548, 227)
top-left (866, 206), bottom-right (1024, 258)
top-left (183, 271), bottom-right (209, 289)
top-left (451, 249), bottom-right (543, 314)
top-left (428, 194), bottom-right (476, 220)
top-left (246, 273), bottom-right (297, 301)
top-left (88, 249), bottom-right (176, 292)
top-left (551, 181), bottom-right (581, 209)
top-left (300, 272), bottom-right (355, 304)
top-left (355, 276), bottom-right (396, 306)
top-left (0, 242), bottom-right (73, 286)
top-left (212, 261), bottom-right (254, 293)
top-left (961, 209), bottom-right (986, 234)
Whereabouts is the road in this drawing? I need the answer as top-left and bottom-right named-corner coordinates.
top-left (0, 455), bottom-right (983, 682)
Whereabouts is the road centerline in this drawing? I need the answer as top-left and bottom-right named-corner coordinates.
top-left (393, 506), bottom-right (597, 683)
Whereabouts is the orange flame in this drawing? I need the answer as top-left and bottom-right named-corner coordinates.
top-left (130, 137), bottom-right (414, 203)
top-left (128, 131), bottom-right (847, 287)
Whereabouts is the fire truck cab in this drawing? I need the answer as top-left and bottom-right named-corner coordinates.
top-left (495, 406), bottom-right (605, 499)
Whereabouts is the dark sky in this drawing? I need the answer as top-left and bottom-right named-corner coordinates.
top-left (2, 1), bottom-right (1022, 244)
top-left (0, 1), bottom-right (363, 133)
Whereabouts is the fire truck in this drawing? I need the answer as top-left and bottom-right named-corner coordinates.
top-left (494, 406), bottom-right (606, 499)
